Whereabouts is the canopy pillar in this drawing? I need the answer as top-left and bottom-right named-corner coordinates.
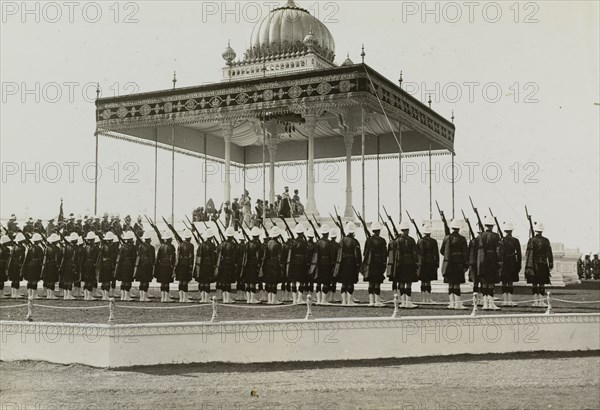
top-left (266, 121), bottom-right (283, 206)
top-left (221, 121), bottom-right (234, 203)
top-left (303, 113), bottom-right (319, 216)
top-left (343, 133), bottom-right (355, 218)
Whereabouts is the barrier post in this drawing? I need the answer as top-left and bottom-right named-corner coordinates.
top-left (26, 297), bottom-right (34, 322)
top-left (305, 294), bottom-right (314, 320)
top-left (108, 298), bottom-right (115, 325)
top-left (545, 291), bottom-right (553, 315)
top-left (211, 296), bottom-right (219, 322)
top-left (391, 293), bottom-right (400, 318)
top-left (470, 293), bottom-right (478, 317)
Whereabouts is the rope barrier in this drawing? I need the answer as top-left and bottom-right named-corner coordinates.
top-left (550, 298), bottom-right (600, 304)
top-left (215, 303), bottom-right (299, 309)
top-left (117, 304), bottom-right (211, 310)
top-left (31, 304), bottom-right (108, 310)
top-left (0, 303), bottom-right (29, 309)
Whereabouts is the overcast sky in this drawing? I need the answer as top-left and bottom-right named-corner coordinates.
top-left (1, 0), bottom-right (598, 252)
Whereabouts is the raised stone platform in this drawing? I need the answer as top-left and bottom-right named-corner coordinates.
top-left (1, 313), bottom-right (598, 368)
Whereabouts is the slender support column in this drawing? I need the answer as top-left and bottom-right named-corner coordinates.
top-left (429, 142), bottom-right (433, 221)
top-left (94, 130), bottom-right (99, 214)
top-left (451, 151), bottom-right (455, 219)
top-left (377, 134), bottom-right (380, 214)
top-left (398, 123), bottom-right (403, 222)
top-left (221, 121), bottom-right (234, 203)
top-left (171, 124), bottom-right (175, 224)
top-left (267, 137), bottom-right (277, 204)
top-left (203, 135), bottom-right (207, 209)
top-left (304, 113), bottom-right (318, 216)
top-left (343, 133), bottom-right (354, 218)
top-left (262, 115), bottom-right (266, 222)
top-left (154, 128), bottom-right (158, 222)
top-left (361, 107), bottom-right (366, 218)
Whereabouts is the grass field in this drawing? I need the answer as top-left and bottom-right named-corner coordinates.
top-left (1, 351), bottom-right (599, 409)
top-left (0, 286), bottom-right (598, 324)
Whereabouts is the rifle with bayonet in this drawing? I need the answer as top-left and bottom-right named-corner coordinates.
top-left (144, 215), bottom-right (164, 244)
top-left (303, 210), bottom-right (320, 239)
top-left (162, 217), bottom-right (183, 243)
top-left (406, 211), bottom-right (422, 239)
top-left (469, 196), bottom-right (484, 232)
top-left (216, 218), bottom-right (237, 244)
top-left (333, 206), bottom-right (345, 237)
top-left (110, 228), bottom-right (125, 245)
top-left (462, 210), bottom-right (476, 241)
top-left (312, 214), bottom-right (321, 228)
top-left (488, 207), bottom-right (504, 238)
top-left (378, 213), bottom-right (394, 239)
top-left (525, 205), bottom-right (534, 238)
top-left (185, 215), bottom-right (204, 244)
top-left (183, 220), bottom-right (201, 245)
top-left (279, 217), bottom-right (295, 240)
top-left (353, 206), bottom-right (370, 238)
top-left (382, 205), bottom-right (399, 237)
top-left (329, 213), bottom-right (340, 231)
top-left (435, 201), bottom-right (451, 236)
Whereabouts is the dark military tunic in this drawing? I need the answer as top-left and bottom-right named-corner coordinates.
top-left (7, 243), bottom-right (25, 282)
top-left (592, 257), bottom-right (600, 279)
top-left (23, 243), bottom-right (44, 282)
top-left (286, 236), bottom-right (310, 283)
top-left (310, 237), bottom-right (335, 283)
top-left (98, 242), bottom-right (114, 283)
top-left (59, 243), bottom-right (77, 284)
top-left (577, 259), bottom-right (584, 279)
top-left (261, 239), bottom-right (284, 285)
top-left (81, 243), bottom-right (100, 284)
top-left (41, 244), bottom-right (61, 284)
top-left (393, 234), bottom-right (418, 283)
top-left (193, 240), bottom-right (217, 283)
top-left (241, 238), bottom-right (262, 284)
top-left (101, 218), bottom-right (111, 233)
top-left (334, 235), bottom-right (362, 284)
top-left (525, 234), bottom-right (553, 284)
top-left (0, 244), bottom-right (9, 283)
top-left (115, 242), bottom-right (137, 283)
top-left (133, 222), bottom-right (144, 238)
top-left (7, 220), bottom-right (19, 234)
top-left (216, 239), bottom-right (238, 283)
top-left (416, 235), bottom-right (439, 281)
top-left (33, 221), bottom-right (45, 234)
top-left (440, 231), bottom-right (469, 284)
top-left (175, 241), bottom-right (194, 282)
top-left (499, 235), bottom-right (522, 282)
top-left (362, 234), bottom-right (387, 283)
top-left (155, 242), bottom-right (176, 284)
top-left (477, 231), bottom-right (502, 284)
top-left (584, 258), bottom-right (593, 279)
top-left (23, 223), bottom-right (34, 236)
top-left (73, 244), bottom-right (84, 283)
top-left (468, 237), bottom-right (479, 284)
top-left (134, 242), bottom-right (155, 282)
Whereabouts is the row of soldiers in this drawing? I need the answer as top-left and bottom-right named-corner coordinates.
top-left (0, 211), bottom-right (553, 309)
top-left (577, 253), bottom-right (600, 280)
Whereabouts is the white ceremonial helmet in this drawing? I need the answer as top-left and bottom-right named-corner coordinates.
top-left (250, 227), bottom-right (262, 237)
top-left (294, 223), bottom-right (306, 234)
top-left (236, 231), bottom-right (245, 241)
top-left (503, 222), bottom-right (514, 231)
top-left (319, 223), bottom-right (330, 235)
top-left (14, 233), bottom-right (26, 243)
top-left (68, 232), bottom-right (79, 242)
top-left (450, 219), bottom-right (462, 230)
top-left (345, 222), bottom-right (357, 234)
top-left (85, 231), bottom-right (96, 241)
top-left (77, 237), bottom-right (83, 245)
top-left (534, 221), bottom-right (544, 232)
top-left (329, 227), bottom-right (339, 238)
top-left (112, 235), bottom-right (120, 243)
top-left (371, 222), bottom-right (382, 232)
top-left (422, 223), bottom-right (433, 234)
top-left (225, 227), bottom-right (236, 238)
top-left (483, 215), bottom-right (495, 226)
top-left (0, 235), bottom-right (11, 245)
top-left (163, 230), bottom-right (174, 240)
top-left (104, 231), bottom-right (115, 241)
top-left (124, 231), bottom-right (135, 241)
top-left (182, 229), bottom-right (193, 239)
top-left (203, 229), bottom-right (215, 239)
top-left (31, 233), bottom-right (43, 243)
top-left (47, 234), bottom-right (60, 244)
top-left (142, 231), bottom-right (152, 240)
top-left (399, 220), bottom-right (411, 230)
top-left (94, 236), bottom-right (101, 243)
top-left (270, 226), bottom-right (281, 238)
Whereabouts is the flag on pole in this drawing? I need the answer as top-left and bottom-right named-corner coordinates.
top-left (58, 199), bottom-right (64, 222)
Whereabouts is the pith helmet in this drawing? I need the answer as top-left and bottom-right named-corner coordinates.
top-left (319, 223), bottom-right (330, 235)
top-left (68, 232), bottom-right (79, 242)
top-left (450, 219), bottom-right (462, 230)
top-left (203, 229), bottom-right (215, 239)
top-left (534, 221), bottom-right (544, 232)
top-left (0, 235), bottom-right (9, 245)
top-left (163, 230), bottom-right (173, 240)
top-left (47, 233), bottom-right (60, 243)
top-left (123, 231), bottom-right (135, 241)
top-left (225, 227), bottom-right (235, 238)
top-left (329, 228), bottom-right (339, 238)
top-left (15, 232), bottom-right (26, 243)
top-left (142, 231), bottom-right (152, 240)
top-left (85, 231), bottom-right (96, 241)
top-left (483, 215), bottom-right (495, 226)
top-left (104, 232), bottom-right (115, 241)
top-left (422, 224), bottom-right (433, 234)
top-left (182, 229), bottom-right (193, 239)
top-left (294, 223), bottom-right (306, 234)
top-left (250, 227), bottom-right (261, 237)
top-left (345, 222), bottom-right (356, 234)
top-left (31, 233), bottom-right (43, 242)
top-left (371, 222), bottom-right (382, 232)
top-left (503, 222), bottom-right (514, 231)
top-left (270, 226), bottom-right (281, 238)
top-left (399, 220), bottom-right (411, 230)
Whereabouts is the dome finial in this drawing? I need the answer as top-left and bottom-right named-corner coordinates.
top-left (428, 94), bottom-right (432, 108)
top-left (286, 0), bottom-right (296, 6)
top-left (222, 40), bottom-right (237, 66)
top-left (303, 25), bottom-right (317, 53)
top-left (399, 71), bottom-right (403, 88)
top-left (451, 110), bottom-right (455, 123)
top-left (341, 53), bottom-right (354, 67)
top-left (172, 71), bottom-right (177, 90)
top-left (361, 44), bottom-right (366, 63)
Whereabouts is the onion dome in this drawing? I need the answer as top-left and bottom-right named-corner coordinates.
top-left (341, 53), bottom-right (354, 66)
top-left (246, 0), bottom-right (335, 62)
top-left (222, 41), bottom-right (236, 65)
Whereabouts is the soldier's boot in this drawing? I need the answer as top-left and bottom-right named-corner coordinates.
top-left (347, 293), bottom-right (356, 306)
top-left (503, 293), bottom-right (510, 306)
top-left (368, 294), bottom-right (375, 307)
top-left (477, 293), bottom-right (484, 306)
top-left (538, 294), bottom-right (548, 308)
top-left (124, 291), bottom-right (133, 302)
top-left (160, 291), bottom-right (165, 303)
top-left (482, 295), bottom-right (490, 310)
top-left (400, 294), bottom-right (407, 309)
top-left (507, 293), bottom-right (517, 306)
top-left (292, 292), bottom-right (298, 305)
top-left (101, 290), bottom-right (109, 301)
top-left (244, 291), bottom-right (250, 304)
top-left (181, 291), bottom-right (192, 303)
top-left (341, 292), bottom-right (347, 306)
top-left (66, 290), bottom-right (76, 300)
top-left (428, 292), bottom-right (435, 304)
top-left (454, 296), bottom-right (467, 310)
top-left (0, 290), bottom-right (5, 299)
top-left (298, 292), bottom-right (306, 304)
top-left (404, 295), bottom-right (417, 309)
top-left (83, 289), bottom-right (89, 301)
top-left (178, 290), bottom-right (183, 303)
top-left (531, 294), bottom-right (539, 307)
top-left (142, 291), bottom-right (151, 302)
top-left (272, 293), bottom-right (283, 305)
top-left (374, 294), bottom-right (385, 307)
top-left (420, 292), bottom-right (427, 303)
top-left (488, 296), bottom-right (501, 310)
top-left (93, 288), bottom-right (102, 298)
top-left (447, 294), bottom-right (455, 309)
top-left (315, 291), bottom-right (321, 304)
top-left (62, 289), bottom-right (68, 301)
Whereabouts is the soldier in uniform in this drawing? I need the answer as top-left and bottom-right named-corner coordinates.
top-left (33, 219), bottom-right (45, 234)
top-left (101, 213), bottom-right (111, 233)
top-left (241, 227), bottom-right (263, 304)
top-left (41, 233), bottom-right (61, 299)
top-left (22, 233), bottom-right (43, 299)
top-left (65, 214), bottom-right (76, 234)
top-left (23, 218), bottom-right (35, 236)
top-left (468, 226), bottom-right (483, 304)
top-left (499, 222), bottom-right (522, 306)
top-left (286, 224), bottom-right (310, 304)
top-left (577, 255), bottom-right (585, 280)
top-left (525, 222), bottom-right (553, 307)
top-left (175, 230), bottom-right (194, 303)
top-left (91, 216), bottom-right (101, 233)
top-left (7, 233), bottom-right (26, 299)
top-left (334, 222), bottom-right (362, 306)
top-left (72, 235), bottom-right (84, 298)
top-left (97, 232), bottom-right (115, 300)
top-left (59, 232), bottom-right (80, 300)
top-left (81, 232), bottom-right (100, 301)
top-left (0, 235), bottom-right (10, 298)
top-left (310, 224), bottom-right (331, 305)
top-left (194, 228), bottom-right (218, 303)
top-left (416, 223), bottom-right (439, 304)
top-left (583, 253), bottom-right (592, 279)
top-left (591, 252), bottom-right (600, 279)
top-left (304, 228), bottom-right (317, 298)
top-left (261, 226), bottom-right (285, 305)
top-left (440, 219), bottom-right (469, 310)
top-left (328, 227), bottom-right (341, 303)
top-left (122, 215), bottom-right (133, 232)
top-left (134, 231), bottom-right (155, 302)
top-left (393, 220), bottom-right (419, 308)
top-left (111, 214), bottom-right (123, 237)
top-left (155, 231), bottom-right (176, 302)
top-left (82, 217), bottom-right (92, 236)
top-left (109, 233), bottom-right (120, 297)
top-left (235, 231), bottom-right (247, 301)
top-left (133, 216), bottom-right (144, 238)
top-left (74, 216), bottom-right (84, 237)
top-left (477, 216), bottom-right (502, 310)
top-left (115, 231), bottom-right (137, 301)
top-left (46, 218), bottom-right (56, 236)
top-left (362, 222), bottom-right (387, 307)
top-left (7, 214), bottom-right (19, 234)
top-left (216, 227), bottom-right (238, 303)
